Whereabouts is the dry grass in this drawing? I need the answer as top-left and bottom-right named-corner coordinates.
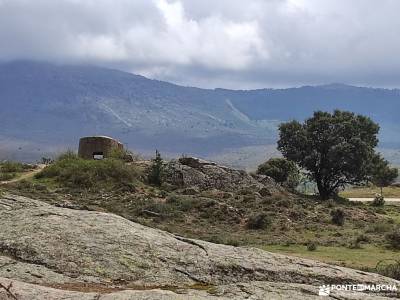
top-left (341, 185), bottom-right (400, 198)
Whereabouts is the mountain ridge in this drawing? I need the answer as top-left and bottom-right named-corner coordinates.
top-left (0, 60), bottom-right (399, 165)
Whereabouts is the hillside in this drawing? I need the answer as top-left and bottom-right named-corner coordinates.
top-left (2, 155), bottom-right (400, 273)
top-left (1, 194), bottom-right (398, 299)
top-left (1, 61), bottom-right (400, 166)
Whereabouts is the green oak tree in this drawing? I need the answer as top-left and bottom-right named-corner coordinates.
top-left (257, 158), bottom-right (300, 190)
top-left (278, 110), bottom-right (380, 200)
top-left (371, 156), bottom-right (398, 196)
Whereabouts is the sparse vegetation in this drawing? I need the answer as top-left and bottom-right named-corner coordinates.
top-left (348, 234), bottom-right (370, 249)
top-left (307, 242), bottom-right (317, 251)
top-left (35, 151), bottom-right (139, 190)
top-left (372, 193), bottom-right (385, 206)
top-left (0, 161), bottom-right (33, 181)
top-left (330, 208), bottom-right (345, 226)
top-left (385, 229), bottom-right (400, 249)
top-left (376, 260), bottom-right (400, 280)
top-left (4, 149), bottom-right (400, 280)
top-left (366, 222), bottom-right (392, 234)
top-left (109, 147), bottom-right (138, 162)
top-left (341, 185), bottom-right (400, 198)
top-left (0, 173), bottom-right (16, 181)
top-left (263, 244), bottom-right (400, 272)
top-left (246, 213), bottom-right (271, 230)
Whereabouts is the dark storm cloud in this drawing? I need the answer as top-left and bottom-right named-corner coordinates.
top-left (1, 0), bottom-right (400, 88)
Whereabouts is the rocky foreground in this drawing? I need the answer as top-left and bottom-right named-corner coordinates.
top-left (0, 193), bottom-right (398, 299)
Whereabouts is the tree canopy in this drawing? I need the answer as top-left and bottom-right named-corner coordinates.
top-left (371, 156), bottom-right (398, 195)
top-left (257, 158), bottom-right (300, 190)
top-left (278, 110), bottom-right (380, 199)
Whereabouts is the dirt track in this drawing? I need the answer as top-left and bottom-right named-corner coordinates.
top-left (349, 198), bottom-right (400, 202)
top-left (0, 164), bottom-right (45, 185)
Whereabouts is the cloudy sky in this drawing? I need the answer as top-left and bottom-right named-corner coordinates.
top-left (1, 0), bottom-right (400, 89)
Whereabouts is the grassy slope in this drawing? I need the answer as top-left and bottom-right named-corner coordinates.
top-left (263, 244), bottom-right (399, 271)
top-left (3, 156), bottom-right (400, 275)
top-left (0, 161), bottom-right (36, 181)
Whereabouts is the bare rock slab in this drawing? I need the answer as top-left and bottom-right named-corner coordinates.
top-left (0, 193), bottom-right (399, 299)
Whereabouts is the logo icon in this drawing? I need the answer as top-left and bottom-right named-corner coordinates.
top-left (319, 285), bottom-right (330, 296)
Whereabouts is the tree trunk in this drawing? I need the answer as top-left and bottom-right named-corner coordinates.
top-left (317, 180), bottom-right (330, 200)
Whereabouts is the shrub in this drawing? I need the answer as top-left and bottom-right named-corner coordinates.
top-left (166, 195), bottom-right (196, 212)
top-left (0, 161), bottom-right (31, 173)
top-left (386, 230), bottom-right (400, 249)
top-left (278, 199), bottom-right (292, 208)
top-left (366, 222), bottom-right (392, 233)
top-left (306, 242), bottom-right (317, 251)
top-left (330, 208), bottom-right (345, 226)
top-left (141, 201), bottom-right (173, 217)
top-left (0, 173), bottom-right (16, 181)
top-left (148, 150), bottom-right (164, 186)
top-left (246, 213), bottom-right (272, 230)
top-left (13, 179), bottom-right (34, 190)
top-left (225, 239), bottom-right (240, 247)
top-left (371, 193), bottom-right (385, 207)
top-left (35, 151), bottom-right (138, 189)
top-left (109, 148), bottom-right (138, 162)
top-left (349, 234), bottom-right (370, 249)
top-left (257, 158), bottom-right (300, 189)
top-left (57, 150), bottom-right (77, 161)
top-left (207, 235), bottom-right (224, 244)
top-left (376, 260), bottom-right (400, 280)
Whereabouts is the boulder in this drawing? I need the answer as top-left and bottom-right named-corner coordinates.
top-left (164, 157), bottom-right (282, 193)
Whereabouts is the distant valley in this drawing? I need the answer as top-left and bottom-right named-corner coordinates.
top-left (1, 61), bottom-right (399, 168)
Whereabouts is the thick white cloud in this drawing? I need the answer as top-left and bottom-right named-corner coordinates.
top-left (1, 0), bottom-right (400, 88)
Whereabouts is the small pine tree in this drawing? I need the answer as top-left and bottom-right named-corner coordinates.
top-left (148, 150), bottom-right (164, 186)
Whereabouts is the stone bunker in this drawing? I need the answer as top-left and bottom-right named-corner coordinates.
top-left (78, 136), bottom-right (123, 160)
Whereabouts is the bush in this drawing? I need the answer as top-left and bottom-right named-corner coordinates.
top-left (13, 179), bottom-right (34, 190)
top-left (0, 173), bottom-right (16, 181)
top-left (0, 161), bottom-right (31, 173)
top-left (225, 239), bottom-right (240, 247)
top-left (372, 193), bottom-right (385, 206)
top-left (35, 151), bottom-right (138, 189)
top-left (166, 195), bottom-right (196, 212)
top-left (386, 230), bottom-right (400, 249)
top-left (349, 234), bottom-right (370, 249)
top-left (206, 235), bottom-right (224, 244)
top-left (330, 208), bottom-right (345, 226)
top-left (148, 150), bottom-right (164, 186)
top-left (246, 213), bottom-right (272, 230)
top-left (257, 158), bottom-right (300, 189)
top-left (366, 222), bottom-right (392, 233)
top-left (376, 260), bottom-right (400, 280)
top-left (109, 148), bottom-right (138, 162)
top-left (306, 242), bottom-right (317, 251)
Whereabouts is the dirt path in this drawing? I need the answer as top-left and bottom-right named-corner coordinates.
top-left (0, 164), bottom-right (46, 185)
top-left (349, 197), bottom-right (400, 202)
